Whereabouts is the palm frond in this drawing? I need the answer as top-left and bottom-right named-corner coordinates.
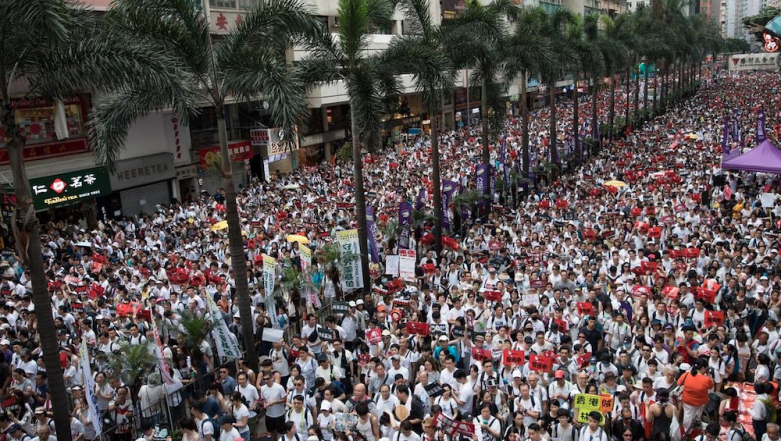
top-left (220, 47), bottom-right (310, 144)
top-left (338, 0), bottom-right (371, 59)
top-left (179, 309), bottom-right (216, 348)
top-left (107, 340), bottom-right (157, 387)
top-left (397, 0), bottom-right (434, 37)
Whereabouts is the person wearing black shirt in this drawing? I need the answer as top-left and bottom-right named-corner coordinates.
top-left (395, 385), bottom-right (424, 434)
top-left (580, 316), bottom-right (603, 353)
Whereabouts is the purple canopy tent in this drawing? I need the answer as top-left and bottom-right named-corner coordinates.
top-left (722, 140), bottom-right (781, 174)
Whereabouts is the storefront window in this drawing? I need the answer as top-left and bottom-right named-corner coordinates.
top-left (1, 100), bottom-right (85, 146)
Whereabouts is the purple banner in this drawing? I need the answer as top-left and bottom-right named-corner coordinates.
top-left (366, 205), bottom-right (380, 264)
top-left (757, 108), bottom-right (766, 144)
top-left (476, 164), bottom-right (489, 208)
top-left (732, 109), bottom-right (740, 144)
top-left (461, 204), bottom-right (471, 223)
top-left (398, 201), bottom-right (413, 250)
top-left (415, 188), bottom-right (426, 211)
top-left (441, 180), bottom-right (458, 232)
top-left (723, 115), bottom-right (731, 157)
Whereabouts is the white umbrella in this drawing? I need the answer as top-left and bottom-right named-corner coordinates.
top-left (283, 184), bottom-right (300, 190)
top-left (74, 241), bottom-right (92, 247)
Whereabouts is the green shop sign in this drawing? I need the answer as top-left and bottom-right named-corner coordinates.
top-left (29, 167), bottom-right (111, 210)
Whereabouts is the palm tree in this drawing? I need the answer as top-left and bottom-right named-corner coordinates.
top-left (107, 340), bottom-right (157, 399)
top-left (504, 7), bottom-right (555, 178)
top-left (597, 13), bottom-right (634, 139)
top-left (573, 14), bottom-right (604, 164)
top-left (178, 309), bottom-right (217, 388)
top-left (94, 0), bottom-right (323, 369)
top-left (442, 0), bottom-right (520, 173)
top-left (299, 0), bottom-right (398, 288)
top-left (0, 2), bottom-right (197, 438)
top-left (385, 0), bottom-right (454, 253)
top-left (537, 10), bottom-right (577, 168)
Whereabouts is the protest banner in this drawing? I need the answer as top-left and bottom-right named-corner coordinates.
top-left (577, 302), bottom-right (594, 315)
top-left (471, 347), bottom-right (492, 361)
top-left (366, 328), bottom-right (382, 345)
top-left (337, 229), bottom-right (364, 291)
top-left (424, 382), bottom-right (445, 398)
top-left (263, 254), bottom-right (276, 294)
top-left (433, 412), bottom-right (475, 437)
top-left (300, 244), bottom-right (312, 272)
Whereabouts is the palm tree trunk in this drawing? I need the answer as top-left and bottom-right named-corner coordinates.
top-left (481, 77), bottom-right (490, 169)
top-left (431, 116), bottom-right (442, 254)
top-left (643, 63), bottom-right (649, 116)
top-left (572, 72), bottom-right (579, 167)
top-left (609, 74), bottom-right (616, 138)
top-left (0, 111), bottom-right (72, 441)
top-left (216, 109), bottom-right (258, 369)
top-left (349, 110), bottom-right (371, 291)
top-left (591, 79), bottom-right (598, 141)
top-left (548, 82), bottom-right (558, 168)
top-left (633, 63), bottom-right (640, 121)
top-left (521, 71), bottom-right (530, 177)
top-left (653, 68), bottom-right (659, 115)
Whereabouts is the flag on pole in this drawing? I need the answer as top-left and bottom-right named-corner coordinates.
top-left (80, 344), bottom-right (103, 434)
top-left (757, 108), bottom-right (767, 144)
top-left (151, 319), bottom-right (175, 385)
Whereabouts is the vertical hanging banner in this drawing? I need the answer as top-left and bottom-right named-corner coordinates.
top-left (723, 115), bottom-right (731, 157)
top-left (337, 229), bottom-right (364, 291)
top-left (732, 109), bottom-right (740, 144)
top-left (398, 201), bottom-right (413, 250)
top-left (366, 205), bottom-right (380, 264)
top-left (501, 136), bottom-right (508, 187)
top-left (151, 319), bottom-right (175, 385)
top-left (441, 180), bottom-right (458, 232)
top-left (205, 294), bottom-right (243, 359)
top-left (476, 164), bottom-right (489, 208)
top-left (757, 108), bottom-right (767, 144)
top-left (399, 249), bottom-right (417, 283)
top-left (263, 254), bottom-right (276, 294)
top-left (300, 244), bottom-right (312, 273)
top-left (415, 188), bottom-right (426, 211)
top-left (80, 344), bottom-right (103, 434)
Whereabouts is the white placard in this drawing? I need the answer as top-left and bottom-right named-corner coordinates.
top-left (385, 255), bottom-right (399, 276)
top-left (399, 249), bottom-right (417, 283)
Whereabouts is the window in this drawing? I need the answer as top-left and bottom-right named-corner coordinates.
top-left (209, 0), bottom-right (237, 9)
top-left (2, 99), bottom-right (86, 146)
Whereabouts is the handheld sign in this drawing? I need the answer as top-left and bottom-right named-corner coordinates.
top-left (503, 349), bottom-right (525, 365)
top-left (528, 354), bottom-right (553, 372)
top-left (406, 322), bottom-right (431, 336)
top-left (424, 382), bottom-right (445, 398)
top-left (577, 302), bottom-right (594, 316)
top-left (704, 310), bottom-right (725, 327)
top-left (471, 347), bottom-right (492, 362)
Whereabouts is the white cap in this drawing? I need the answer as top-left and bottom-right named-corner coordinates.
top-left (321, 401), bottom-right (331, 411)
top-left (356, 299), bottom-right (365, 305)
top-left (512, 370), bottom-right (522, 378)
top-left (349, 301), bottom-right (357, 307)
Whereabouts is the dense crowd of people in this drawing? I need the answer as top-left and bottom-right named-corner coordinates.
top-left (0, 66), bottom-right (780, 441)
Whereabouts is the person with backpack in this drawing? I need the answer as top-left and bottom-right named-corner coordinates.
top-left (578, 411), bottom-right (607, 441)
top-left (550, 408), bottom-right (577, 441)
top-left (192, 402), bottom-right (219, 441)
top-left (692, 423), bottom-right (721, 441)
top-left (645, 389), bottom-right (676, 441)
top-left (753, 381), bottom-right (777, 441)
top-left (724, 410), bottom-right (755, 441)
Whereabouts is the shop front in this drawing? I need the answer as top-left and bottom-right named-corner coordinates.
top-left (299, 129), bottom-right (347, 166)
top-left (30, 167), bottom-right (112, 223)
top-left (0, 95), bottom-right (92, 165)
top-left (198, 140), bottom-right (252, 195)
top-left (107, 153), bottom-right (176, 218)
top-left (174, 164), bottom-right (199, 202)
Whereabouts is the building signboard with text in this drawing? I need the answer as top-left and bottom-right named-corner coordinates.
top-left (30, 167), bottom-right (111, 210)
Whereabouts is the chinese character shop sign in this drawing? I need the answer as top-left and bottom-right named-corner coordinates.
top-left (30, 167), bottom-right (111, 210)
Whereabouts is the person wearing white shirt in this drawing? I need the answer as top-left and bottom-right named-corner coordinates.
top-left (473, 404), bottom-right (502, 441)
top-left (578, 412), bottom-right (608, 441)
top-left (235, 373), bottom-right (260, 409)
top-left (373, 385), bottom-right (399, 416)
top-left (514, 384), bottom-right (541, 427)
top-left (285, 395), bottom-right (314, 435)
